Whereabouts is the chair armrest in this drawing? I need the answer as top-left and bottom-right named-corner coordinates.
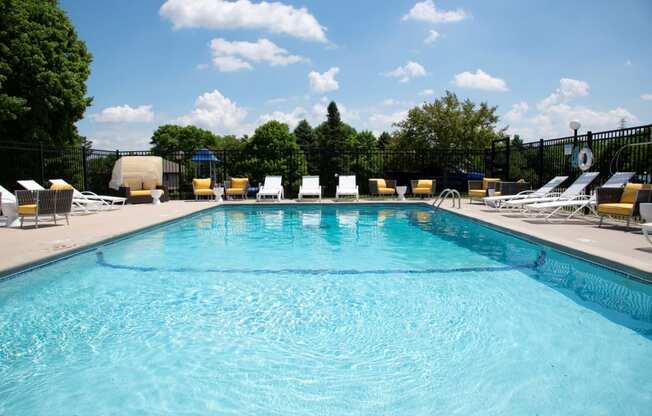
top-left (386, 180), bottom-right (397, 189)
top-left (634, 189), bottom-right (652, 216)
top-left (368, 180), bottom-right (379, 194)
top-left (596, 187), bottom-right (623, 205)
top-left (119, 186), bottom-right (130, 197)
top-left (468, 180), bottom-right (482, 190)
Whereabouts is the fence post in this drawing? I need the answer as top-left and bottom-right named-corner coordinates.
top-left (39, 142), bottom-right (45, 185)
top-left (505, 137), bottom-right (511, 180)
top-left (587, 131), bottom-right (593, 150)
top-left (538, 139), bottom-right (544, 187)
top-left (490, 141), bottom-right (496, 177)
top-left (82, 146), bottom-right (88, 191)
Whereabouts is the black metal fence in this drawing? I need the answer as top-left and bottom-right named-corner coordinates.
top-left (1, 123), bottom-right (650, 199)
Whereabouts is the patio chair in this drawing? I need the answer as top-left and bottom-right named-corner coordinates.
top-left (298, 176), bottom-right (322, 201)
top-left (49, 179), bottom-right (126, 209)
top-left (596, 183), bottom-right (652, 230)
top-left (524, 172), bottom-right (636, 220)
top-left (0, 185), bottom-right (18, 227)
top-left (336, 175), bottom-right (359, 201)
top-left (468, 177), bottom-right (501, 203)
top-left (483, 176), bottom-right (568, 208)
top-left (225, 178), bottom-right (248, 200)
top-left (410, 179), bottom-right (436, 198)
top-left (18, 179), bottom-right (102, 212)
top-left (505, 172), bottom-right (599, 209)
top-left (369, 178), bottom-right (396, 197)
top-left (257, 176), bottom-right (284, 201)
top-left (118, 178), bottom-right (169, 204)
top-left (192, 178), bottom-right (214, 200)
top-left (15, 189), bottom-right (73, 228)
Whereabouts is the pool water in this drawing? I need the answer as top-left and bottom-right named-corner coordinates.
top-left (1, 204), bottom-right (651, 415)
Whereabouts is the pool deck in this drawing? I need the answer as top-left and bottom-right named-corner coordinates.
top-left (1, 198), bottom-right (651, 280)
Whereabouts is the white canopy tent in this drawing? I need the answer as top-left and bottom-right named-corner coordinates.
top-left (109, 156), bottom-right (163, 191)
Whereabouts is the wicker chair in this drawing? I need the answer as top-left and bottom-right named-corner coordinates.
top-left (15, 189), bottom-right (73, 228)
top-left (410, 179), bottom-right (436, 198)
top-left (596, 183), bottom-right (652, 230)
top-left (499, 181), bottom-right (530, 196)
top-left (369, 178), bottom-right (397, 197)
top-left (225, 178), bottom-right (249, 200)
top-left (468, 178), bottom-right (501, 203)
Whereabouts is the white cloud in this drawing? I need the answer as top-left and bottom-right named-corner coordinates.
top-left (87, 127), bottom-right (155, 150)
top-left (177, 89), bottom-right (248, 134)
top-left (209, 38), bottom-right (305, 72)
top-left (403, 0), bottom-right (467, 23)
top-left (309, 67), bottom-right (340, 93)
top-left (503, 101), bottom-right (529, 123)
top-left (385, 61), bottom-right (426, 83)
top-left (452, 69), bottom-right (508, 92)
top-left (196, 63), bottom-right (209, 70)
top-left (160, 0), bottom-right (327, 42)
top-left (92, 105), bottom-right (154, 123)
top-left (419, 89), bottom-right (435, 96)
top-left (258, 107), bottom-right (306, 129)
top-left (640, 93), bottom-right (652, 101)
top-left (424, 30), bottom-right (440, 44)
top-left (367, 110), bottom-right (408, 135)
top-left (538, 78), bottom-right (589, 110)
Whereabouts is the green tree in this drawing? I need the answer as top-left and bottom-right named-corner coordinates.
top-left (293, 119), bottom-right (316, 150)
top-left (314, 102), bottom-right (357, 191)
top-left (377, 131), bottom-right (392, 149)
top-left (150, 125), bottom-right (220, 155)
top-left (0, 0), bottom-right (92, 145)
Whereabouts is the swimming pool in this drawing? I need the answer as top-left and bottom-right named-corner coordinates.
top-left (1, 204), bottom-right (651, 415)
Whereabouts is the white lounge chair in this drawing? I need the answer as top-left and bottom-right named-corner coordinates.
top-left (17, 179), bottom-right (102, 213)
top-left (0, 185), bottom-right (18, 227)
top-left (503, 172), bottom-right (599, 210)
top-left (49, 179), bottom-right (126, 209)
top-left (298, 176), bottom-right (322, 201)
top-left (335, 175), bottom-right (359, 201)
top-left (483, 176), bottom-right (568, 208)
top-left (525, 172), bottom-right (635, 220)
top-left (257, 176), bottom-right (284, 201)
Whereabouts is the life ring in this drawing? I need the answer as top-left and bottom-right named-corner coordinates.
top-left (577, 147), bottom-right (594, 171)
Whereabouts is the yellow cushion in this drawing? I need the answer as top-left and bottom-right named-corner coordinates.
top-left (142, 178), bottom-right (158, 190)
top-left (193, 178), bottom-right (212, 190)
top-left (226, 188), bottom-right (245, 195)
top-left (598, 203), bottom-right (633, 216)
top-left (469, 189), bottom-right (487, 198)
top-left (123, 178), bottom-right (142, 190)
top-left (413, 187), bottom-right (432, 194)
top-left (482, 178), bottom-right (500, 190)
top-left (620, 183), bottom-right (643, 204)
top-left (130, 190), bottom-right (153, 197)
top-left (18, 204), bottom-right (37, 215)
top-left (378, 187), bottom-right (395, 194)
top-left (194, 189), bottom-right (214, 196)
top-left (50, 183), bottom-right (73, 190)
top-left (230, 178), bottom-right (248, 189)
top-left (416, 180), bottom-right (432, 189)
top-left (374, 179), bottom-right (387, 188)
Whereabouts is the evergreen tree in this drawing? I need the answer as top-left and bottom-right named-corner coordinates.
top-left (293, 119), bottom-right (316, 150)
top-left (378, 132), bottom-right (392, 149)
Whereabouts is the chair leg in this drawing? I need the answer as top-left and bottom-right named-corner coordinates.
top-left (20, 216), bottom-right (24, 229)
top-left (65, 214), bottom-right (70, 225)
top-left (598, 216), bottom-right (603, 227)
top-left (53, 214), bottom-right (57, 225)
top-left (626, 217), bottom-right (630, 230)
top-left (35, 215), bottom-right (39, 229)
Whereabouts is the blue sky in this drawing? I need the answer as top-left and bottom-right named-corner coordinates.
top-left (60, 0), bottom-right (652, 149)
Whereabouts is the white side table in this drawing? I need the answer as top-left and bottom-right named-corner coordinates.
top-left (640, 203), bottom-right (652, 223)
top-left (396, 186), bottom-right (407, 201)
top-left (2, 202), bottom-right (19, 227)
top-left (150, 189), bottom-right (164, 205)
top-left (213, 187), bottom-right (224, 202)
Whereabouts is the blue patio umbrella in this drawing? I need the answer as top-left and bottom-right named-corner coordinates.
top-left (191, 148), bottom-right (220, 182)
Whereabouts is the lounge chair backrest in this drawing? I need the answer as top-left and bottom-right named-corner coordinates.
top-left (602, 172), bottom-right (635, 188)
top-left (339, 175), bottom-right (356, 189)
top-left (560, 172), bottom-right (599, 198)
top-left (264, 176), bottom-right (282, 189)
top-left (534, 176), bottom-right (568, 197)
top-left (17, 180), bottom-right (45, 191)
top-left (54, 189), bottom-right (74, 215)
top-left (49, 179), bottom-right (85, 198)
top-left (302, 176), bottom-right (320, 189)
top-left (0, 185), bottom-right (15, 203)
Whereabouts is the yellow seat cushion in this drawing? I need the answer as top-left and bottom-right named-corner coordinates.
top-left (18, 204), bottom-right (37, 215)
top-left (620, 183), bottom-right (643, 204)
top-left (378, 187), bottom-right (395, 194)
top-left (226, 188), bottom-right (246, 195)
top-left (130, 190), bottom-right (154, 197)
top-left (413, 187), bottom-right (432, 194)
top-left (50, 183), bottom-right (73, 190)
top-left (468, 189), bottom-right (487, 198)
top-left (193, 178), bottom-right (212, 190)
top-left (194, 189), bottom-right (214, 196)
top-left (416, 180), bottom-right (432, 189)
top-left (598, 203), bottom-right (633, 216)
top-left (373, 179), bottom-right (387, 188)
top-left (230, 178), bottom-right (248, 188)
top-left (482, 178), bottom-right (500, 190)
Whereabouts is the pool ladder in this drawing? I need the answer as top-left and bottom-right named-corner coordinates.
top-left (433, 188), bottom-right (461, 210)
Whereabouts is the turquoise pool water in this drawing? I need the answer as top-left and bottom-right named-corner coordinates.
top-left (1, 204), bottom-right (651, 415)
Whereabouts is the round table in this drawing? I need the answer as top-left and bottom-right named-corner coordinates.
top-left (396, 186), bottom-right (407, 201)
top-left (150, 189), bottom-right (164, 205)
top-left (213, 187), bottom-right (224, 202)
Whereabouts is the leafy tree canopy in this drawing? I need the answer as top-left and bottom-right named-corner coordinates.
top-left (393, 91), bottom-right (503, 151)
top-left (315, 101), bottom-right (356, 151)
top-left (0, 0), bottom-right (92, 145)
top-left (349, 130), bottom-right (377, 152)
top-left (293, 119), bottom-right (316, 150)
top-left (150, 124), bottom-right (230, 154)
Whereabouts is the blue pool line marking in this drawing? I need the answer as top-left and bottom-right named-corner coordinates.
top-left (95, 251), bottom-right (545, 276)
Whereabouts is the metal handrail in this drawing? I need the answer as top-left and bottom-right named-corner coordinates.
top-left (433, 188), bottom-right (461, 210)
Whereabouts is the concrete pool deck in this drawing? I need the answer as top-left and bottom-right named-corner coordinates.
top-left (1, 198), bottom-right (650, 280)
